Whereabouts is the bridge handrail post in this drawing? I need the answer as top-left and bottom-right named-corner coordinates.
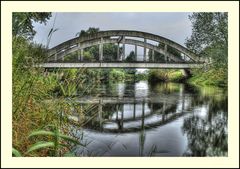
top-left (122, 36), bottom-right (125, 61)
top-left (135, 44), bottom-right (137, 62)
top-left (143, 38), bottom-right (147, 62)
top-left (164, 44), bottom-right (168, 63)
top-left (99, 37), bottom-right (103, 61)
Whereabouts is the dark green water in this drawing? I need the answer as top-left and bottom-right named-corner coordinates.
top-left (69, 81), bottom-right (228, 157)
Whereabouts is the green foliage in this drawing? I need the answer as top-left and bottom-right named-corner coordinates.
top-left (148, 69), bottom-right (186, 82)
top-left (12, 13), bottom-right (90, 157)
top-left (12, 37), bottom-right (87, 156)
top-left (12, 148), bottom-right (22, 157)
top-left (185, 12), bottom-right (228, 87)
top-left (134, 73), bottom-right (148, 81)
top-left (185, 12), bottom-right (228, 69)
top-left (85, 46), bottom-right (99, 60)
top-left (188, 68), bottom-right (227, 87)
top-left (76, 27), bottom-right (100, 37)
top-left (109, 69), bottom-right (126, 81)
top-left (103, 44), bottom-right (118, 61)
top-left (13, 127), bottom-right (80, 157)
top-left (27, 141), bottom-right (55, 154)
top-left (27, 127), bottom-right (81, 156)
top-left (12, 12), bottom-right (52, 39)
top-left (76, 27), bottom-right (119, 61)
top-left (186, 12), bottom-right (227, 55)
top-left (83, 51), bottom-right (96, 61)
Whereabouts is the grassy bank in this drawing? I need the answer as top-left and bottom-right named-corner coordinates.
top-left (148, 67), bottom-right (227, 89)
top-left (12, 37), bottom-right (147, 156)
top-left (187, 67), bottom-right (227, 88)
top-left (12, 37), bottom-right (90, 156)
top-left (148, 69), bottom-right (187, 83)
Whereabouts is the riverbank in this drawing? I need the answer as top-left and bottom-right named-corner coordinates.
top-left (147, 68), bottom-right (227, 89)
top-left (187, 68), bottom-right (227, 88)
top-left (148, 69), bottom-right (187, 83)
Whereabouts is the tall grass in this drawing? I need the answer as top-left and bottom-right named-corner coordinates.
top-left (187, 67), bottom-right (227, 88)
top-left (12, 37), bottom-right (99, 156)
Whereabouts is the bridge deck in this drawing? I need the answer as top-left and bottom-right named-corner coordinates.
top-left (37, 62), bottom-right (203, 69)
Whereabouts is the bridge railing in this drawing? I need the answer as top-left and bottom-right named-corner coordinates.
top-left (45, 54), bottom-right (201, 64)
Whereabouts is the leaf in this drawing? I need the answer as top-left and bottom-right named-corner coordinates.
top-left (27, 141), bottom-right (55, 154)
top-left (28, 130), bottom-right (56, 138)
top-left (58, 134), bottom-right (82, 145)
top-left (59, 83), bottom-right (66, 96)
top-left (47, 28), bottom-right (53, 38)
top-left (12, 148), bottom-right (22, 157)
top-left (53, 28), bottom-right (59, 33)
top-left (28, 130), bottom-right (83, 146)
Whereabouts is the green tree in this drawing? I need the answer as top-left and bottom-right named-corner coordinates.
top-left (125, 51), bottom-right (135, 62)
top-left (185, 12), bottom-right (228, 87)
top-left (185, 12), bottom-right (228, 68)
top-left (148, 48), bottom-right (165, 62)
top-left (103, 44), bottom-right (118, 61)
top-left (12, 12), bottom-right (52, 39)
top-left (76, 27), bottom-right (119, 61)
top-left (76, 27), bottom-right (100, 37)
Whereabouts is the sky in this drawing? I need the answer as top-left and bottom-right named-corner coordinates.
top-left (33, 12), bottom-right (193, 50)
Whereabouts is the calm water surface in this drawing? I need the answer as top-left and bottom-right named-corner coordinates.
top-left (67, 81), bottom-right (227, 157)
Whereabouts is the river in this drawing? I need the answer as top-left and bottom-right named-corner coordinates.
top-left (66, 80), bottom-right (227, 157)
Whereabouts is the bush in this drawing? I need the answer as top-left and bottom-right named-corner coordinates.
top-left (148, 69), bottom-right (186, 83)
top-left (109, 69), bottom-right (125, 81)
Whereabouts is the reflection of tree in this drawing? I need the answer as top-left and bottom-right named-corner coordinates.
top-left (182, 84), bottom-right (228, 156)
top-left (151, 82), bottom-right (181, 94)
top-left (182, 112), bottom-right (227, 156)
top-left (124, 83), bottom-right (136, 97)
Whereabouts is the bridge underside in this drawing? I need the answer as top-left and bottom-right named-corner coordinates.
top-left (38, 62), bottom-right (203, 69)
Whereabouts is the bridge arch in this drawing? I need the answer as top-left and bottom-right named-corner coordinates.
top-left (52, 38), bottom-right (184, 62)
top-left (47, 30), bottom-right (200, 63)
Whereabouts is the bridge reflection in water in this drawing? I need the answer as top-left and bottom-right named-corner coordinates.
top-left (65, 82), bottom-right (193, 156)
top-left (69, 98), bottom-right (189, 133)
top-left (64, 81), bottom-right (227, 156)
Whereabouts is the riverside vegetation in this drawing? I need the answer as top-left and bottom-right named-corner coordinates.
top-left (149, 13), bottom-right (228, 88)
top-left (12, 12), bottom-right (228, 157)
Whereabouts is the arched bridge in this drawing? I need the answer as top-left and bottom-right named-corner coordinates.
top-left (38, 30), bottom-right (204, 69)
